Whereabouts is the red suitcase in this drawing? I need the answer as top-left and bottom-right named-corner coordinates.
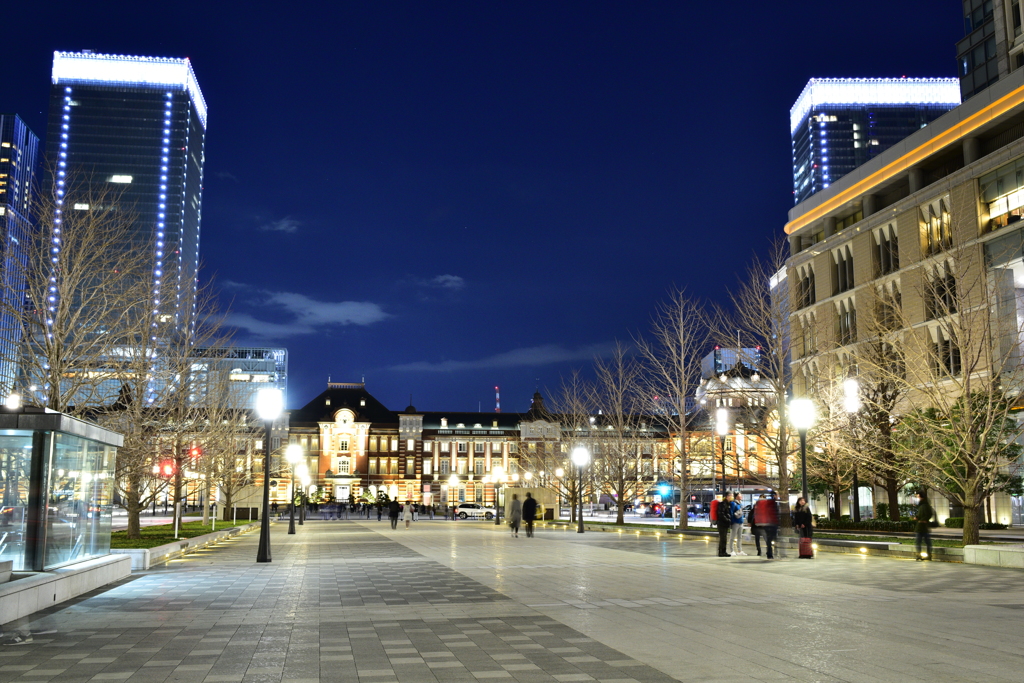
top-left (799, 537), bottom-right (814, 558)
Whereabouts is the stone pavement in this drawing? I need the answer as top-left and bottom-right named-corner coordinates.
top-left (1, 520), bottom-right (1023, 683)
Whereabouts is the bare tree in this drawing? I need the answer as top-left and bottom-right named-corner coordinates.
top-left (725, 238), bottom-right (798, 521)
top-left (634, 288), bottom-right (712, 529)
top-left (589, 342), bottom-right (647, 525)
top-left (4, 174), bottom-right (153, 413)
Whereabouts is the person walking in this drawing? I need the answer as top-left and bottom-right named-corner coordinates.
top-left (748, 496), bottom-right (762, 556)
top-left (729, 492), bottom-right (746, 556)
top-left (509, 493), bottom-right (523, 537)
top-left (403, 500), bottom-right (414, 529)
top-left (388, 498), bottom-right (400, 529)
top-left (377, 503), bottom-right (383, 522)
top-left (522, 492), bottom-right (538, 538)
top-left (793, 497), bottom-right (814, 559)
top-left (754, 492), bottom-right (780, 560)
top-left (716, 492), bottom-right (733, 557)
top-left (915, 489), bottom-right (934, 561)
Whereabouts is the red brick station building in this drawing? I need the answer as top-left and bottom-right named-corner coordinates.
top-left (284, 382), bottom-right (555, 508)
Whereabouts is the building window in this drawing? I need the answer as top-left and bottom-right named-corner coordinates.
top-left (474, 460), bottom-right (484, 475)
top-left (474, 442), bottom-right (484, 453)
top-left (424, 442), bottom-right (433, 452)
top-left (831, 245), bottom-right (854, 295)
top-left (926, 262), bottom-right (957, 320)
top-left (369, 458), bottom-right (378, 475)
top-left (440, 459), bottom-right (450, 475)
top-left (406, 457), bottom-right (414, 475)
top-left (836, 299), bottom-right (857, 346)
top-left (339, 459), bottom-right (350, 475)
top-left (873, 224), bottom-right (900, 276)
top-left (457, 459), bottom-right (467, 475)
top-left (492, 442), bottom-right (501, 452)
top-left (796, 265), bottom-right (815, 309)
top-left (457, 442), bottom-right (467, 453)
top-left (423, 459), bottom-right (432, 476)
top-left (874, 282), bottom-right (902, 332)
top-left (474, 483), bottom-right (483, 503)
top-left (933, 328), bottom-right (962, 376)
top-left (800, 313), bottom-right (817, 358)
top-left (338, 439), bottom-right (349, 452)
top-left (407, 439), bottom-right (415, 451)
top-left (441, 442), bottom-right (450, 453)
top-left (509, 442), bottom-right (518, 453)
top-left (921, 197), bottom-right (952, 256)
top-left (836, 209), bottom-right (863, 232)
top-left (369, 437), bottom-right (378, 452)
top-left (391, 438), bottom-right (398, 451)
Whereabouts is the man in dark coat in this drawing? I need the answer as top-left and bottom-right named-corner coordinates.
top-left (716, 492), bottom-right (733, 557)
top-left (387, 499), bottom-right (401, 529)
top-left (915, 490), bottom-right (934, 561)
top-left (522, 492), bottom-right (538, 538)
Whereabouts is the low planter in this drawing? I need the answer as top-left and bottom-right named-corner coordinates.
top-left (111, 522), bottom-right (260, 570)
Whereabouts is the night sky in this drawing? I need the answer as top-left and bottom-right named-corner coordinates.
top-left (3, 2), bottom-right (962, 412)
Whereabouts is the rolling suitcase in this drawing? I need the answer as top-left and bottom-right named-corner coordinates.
top-left (799, 536), bottom-right (814, 559)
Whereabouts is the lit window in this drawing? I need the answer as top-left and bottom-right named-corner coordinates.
top-left (475, 442), bottom-right (484, 453)
top-left (73, 203), bottom-right (89, 210)
top-left (108, 175), bottom-right (133, 183)
top-left (339, 439), bottom-right (349, 452)
top-left (407, 439), bottom-right (414, 450)
top-left (457, 442), bottom-right (467, 453)
top-left (339, 459), bottom-right (350, 474)
top-left (441, 442), bottom-right (450, 452)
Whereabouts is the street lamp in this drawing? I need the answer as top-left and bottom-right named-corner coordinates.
top-left (843, 378), bottom-right (862, 522)
top-left (571, 446), bottom-right (590, 534)
top-left (789, 397), bottom-right (816, 506)
top-left (255, 387), bottom-right (283, 563)
top-left (716, 408), bottom-right (729, 495)
top-left (286, 444), bottom-right (302, 534)
top-left (296, 463), bottom-right (309, 525)
top-left (492, 465), bottom-right (505, 526)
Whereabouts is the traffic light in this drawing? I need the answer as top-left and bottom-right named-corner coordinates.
top-left (190, 446), bottom-right (201, 460)
top-left (154, 460), bottom-right (177, 478)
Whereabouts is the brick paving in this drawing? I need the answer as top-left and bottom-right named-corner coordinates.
top-left (1, 519), bottom-right (1023, 682)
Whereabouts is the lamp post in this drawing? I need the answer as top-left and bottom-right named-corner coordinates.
top-left (286, 444), bottom-right (302, 534)
top-left (255, 387), bottom-right (283, 563)
top-left (789, 398), bottom-right (816, 506)
top-left (492, 465), bottom-right (505, 525)
top-left (843, 378), bottom-right (862, 522)
top-left (296, 463), bottom-right (309, 525)
top-left (715, 408), bottom-right (729, 495)
top-left (571, 447), bottom-right (590, 534)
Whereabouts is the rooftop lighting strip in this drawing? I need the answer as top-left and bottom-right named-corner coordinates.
top-left (785, 80), bottom-right (1024, 235)
top-left (51, 51), bottom-right (207, 128)
top-left (790, 78), bottom-right (962, 135)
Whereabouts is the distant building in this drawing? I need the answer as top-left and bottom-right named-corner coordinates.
top-left (0, 114), bottom-right (39, 394)
top-left (47, 51), bottom-right (207, 331)
top-left (191, 346), bottom-right (288, 411)
top-left (957, 0), bottom-right (1024, 100)
top-left (791, 78), bottom-right (960, 204)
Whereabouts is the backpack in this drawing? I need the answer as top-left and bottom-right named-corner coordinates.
top-left (747, 505), bottom-right (756, 525)
top-left (710, 499), bottom-right (719, 521)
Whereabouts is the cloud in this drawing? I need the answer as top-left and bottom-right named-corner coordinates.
top-left (258, 216), bottom-right (301, 234)
top-left (225, 289), bottom-right (390, 339)
top-left (389, 343), bottom-right (614, 373)
top-left (429, 274), bottom-right (465, 290)
top-left (215, 171), bottom-right (239, 182)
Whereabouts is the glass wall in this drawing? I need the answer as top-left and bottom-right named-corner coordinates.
top-left (43, 433), bottom-right (115, 570)
top-left (0, 434), bottom-right (34, 570)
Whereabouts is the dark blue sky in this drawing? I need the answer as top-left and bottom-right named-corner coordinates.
top-left (3, 1), bottom-right (962, 412)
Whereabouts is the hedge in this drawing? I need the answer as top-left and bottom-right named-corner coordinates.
top-left (815, 518), bottom-right (916, 532)
top-left (944, 517), bottom-right (1008, 530)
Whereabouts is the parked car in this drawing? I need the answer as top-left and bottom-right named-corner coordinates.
top-left (455, 503), bottom-right (496, 520)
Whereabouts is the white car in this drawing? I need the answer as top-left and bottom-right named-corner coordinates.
top-left (455, 503), bottom-right (496, 520)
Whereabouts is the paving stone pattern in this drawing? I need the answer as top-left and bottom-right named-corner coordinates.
top-left (3, 520), bottom-right (1024, 682)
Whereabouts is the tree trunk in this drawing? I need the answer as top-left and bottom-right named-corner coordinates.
top-left (886, 475), bottom-right (900, 521)
top-left (202, 477), bottom-right (211, 525)
top-left (616, 499), bottom-right (625, 525)
top-left (832, 484), bottom-right (842, 519)
top-left (125, 500), bottom-right (142, 540)
top-left (963, 504), bottom-right (982, 546)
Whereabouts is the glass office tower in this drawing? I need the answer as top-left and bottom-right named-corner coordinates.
top-left (791, 78), bottom-right (961, 204)
top-left (47, 52), bottom-right (207, 330)
top-left (0, 115), bottom-right (39, 394)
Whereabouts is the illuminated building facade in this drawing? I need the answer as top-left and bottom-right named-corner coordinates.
top-left (46, 51), bottom-right (207, 331)
top-left (0, 115), bottom-right (39, 394)
top-left (791, 78), bottom-right (960, 204)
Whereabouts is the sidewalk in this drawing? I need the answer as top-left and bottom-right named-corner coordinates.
top-left (2, 519), bottom-right (1023, 682)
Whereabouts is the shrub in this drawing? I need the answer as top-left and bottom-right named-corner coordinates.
top-left (944, 517), bottom-right (1008, 530)
top-left (944, 517), bottom-right (964, 528)
top-left (815, 518), bottom-right (916, 532)
top-left (982, 522), bottom-right (1009, 530)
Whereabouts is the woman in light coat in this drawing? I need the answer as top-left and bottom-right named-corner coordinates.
top-left (509, 493), bottom-right (523, 537)
top-left (403, 501), bottom-right (414, 529)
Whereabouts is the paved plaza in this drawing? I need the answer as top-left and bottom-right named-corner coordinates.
top-left (1, 520), bottom-right (1023, 682)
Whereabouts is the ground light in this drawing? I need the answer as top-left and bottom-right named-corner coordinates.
top-left (859, 547), bottom-right (867, 554)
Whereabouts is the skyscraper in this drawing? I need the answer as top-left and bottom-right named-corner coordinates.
top-left (0, 114), bottom-right (39, 393)
top-left (790, 78), bottom-right (961, 204)
top-left (957, 0), bottom-right (1024, 101)
top-left (47, 51), bottom-right (207, 330)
